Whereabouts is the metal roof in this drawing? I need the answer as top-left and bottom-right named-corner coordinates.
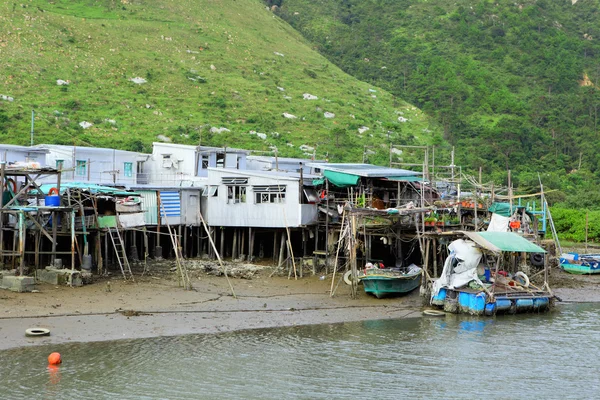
top-left (208, 167), bottom-right (320, 180)
top-left (36, 182), bottom-right (138, 196)
top-left (247, 155), bottom-right (325, 164)
top-left (33, 144), bottom-right (143, 156)
top-left (306, 163), bottom-right (420, 178)
top-left (0, 144), bottom-right (49, 154)
top-left (463, 231), bottom-right (546, 253)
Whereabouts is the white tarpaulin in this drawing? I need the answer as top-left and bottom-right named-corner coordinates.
top-left (487, 213), bottom-right (510, 232)
top-left (432, 239), bottom-right (483, 297)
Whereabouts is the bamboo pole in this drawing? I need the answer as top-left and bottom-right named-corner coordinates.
top-left (330, 210), bottom-right (346, 296)
top-left (197, 208), bottom-right (236, 298)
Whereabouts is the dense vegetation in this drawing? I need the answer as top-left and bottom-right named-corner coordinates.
top-left (276, 0), bottom-right (600, 209)
top-left (0, 0), bottom-right (437, 163)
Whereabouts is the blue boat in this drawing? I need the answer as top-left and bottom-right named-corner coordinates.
top-left (429, 232), bottom-right (554, 316)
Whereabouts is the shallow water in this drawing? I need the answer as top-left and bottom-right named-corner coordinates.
top-left (1, 304), bottom-right (599, 399)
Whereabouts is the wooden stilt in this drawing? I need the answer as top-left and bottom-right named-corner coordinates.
top-left (220, 227), bottom-right (225, 259)
top-left (272, 231), bottom-right (277, 263)
top-left (278, 231), bottom-right (286, 270)
top-left (232, 228), bottom-right (238, 260)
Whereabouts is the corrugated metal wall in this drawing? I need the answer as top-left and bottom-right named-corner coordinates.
top-left (139, 190), bottom-right (158, 225)
top-left (181, 189), bottom-right (202, 225)
top-left (159, 190), bottom-right (181, 225)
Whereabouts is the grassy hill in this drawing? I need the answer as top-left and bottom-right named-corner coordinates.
top-left (0, 0), bottom-right (439, 165)
top-left (276, 0), bottom-right (600, 206)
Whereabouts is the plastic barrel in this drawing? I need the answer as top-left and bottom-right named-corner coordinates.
top-left (44, 195), bottom-right (61, 207)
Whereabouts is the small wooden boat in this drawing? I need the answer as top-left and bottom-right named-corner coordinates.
top-left (359, 265), bottom-right (422, 298)
top-left (559, 253), bottom-right (600, 275)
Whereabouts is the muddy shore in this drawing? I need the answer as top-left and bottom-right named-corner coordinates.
top-left (1, 263), bottom-right (599, 351)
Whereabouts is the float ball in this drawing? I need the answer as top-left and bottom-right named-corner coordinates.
top-left (48, 352), bottom-right (62, 365)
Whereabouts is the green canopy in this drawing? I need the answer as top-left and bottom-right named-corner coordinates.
top-left (488, 202), bottom-right (517, 217)
top-left (463, 231), bottom-right (545, 253)
top-left (311, 170), bottom-right (361, 187)
top-left (386, 176), bottom-right (423, 182)
top-left (312, 171), bottom-right (422, 187)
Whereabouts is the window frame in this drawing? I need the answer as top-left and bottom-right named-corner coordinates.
top-left (75, 160), bottom-right (86, 176)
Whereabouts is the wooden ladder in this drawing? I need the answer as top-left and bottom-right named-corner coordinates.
top-left (107, 226), bottom-right (134, 281)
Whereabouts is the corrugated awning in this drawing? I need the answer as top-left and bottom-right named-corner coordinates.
top-left (463, 231), bottom-right (545, 253)
top-left (312, 171), bottom-right (422, 187)
top-left (385, 176), bottom-right (423, 182)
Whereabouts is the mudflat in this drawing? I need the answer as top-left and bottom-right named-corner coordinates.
top-left (1, 265), bottom-right (598, 351)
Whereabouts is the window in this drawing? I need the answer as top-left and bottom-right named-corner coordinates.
top-left (216, 153), bottom-right (225, 168)
top-left (55, 159), bottom-right (64, 170)
top-left (162, 154), bottom-right (173, 168)
top-left (124, 162), bottom-right (133, 177)
top-left (201, 155), bottom-right (209, 169)
top-left (202, 186), bottom-right (218, 197)
top-left (227, 185), bottom-right (246, 204)
top-left (76, 160), bottom-right (86, 176)
top-left (254, 185), bottom-right (286, 204)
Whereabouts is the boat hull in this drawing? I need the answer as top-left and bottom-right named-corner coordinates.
top-left (361, 273), bottom-right (421, 298)
top-left (560, 263), bottom-right (600, 275)
top-left (431, 288), bottom-right (553, 316)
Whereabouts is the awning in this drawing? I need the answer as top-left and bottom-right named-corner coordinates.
top-left (385, 176), bottom-right (423, 182)
top-left (488, 202), bottom-right (518, 217)
top-left (311, 170), bottom-right (360, 187)
top-left (463, 231), bottom-right (546, 253)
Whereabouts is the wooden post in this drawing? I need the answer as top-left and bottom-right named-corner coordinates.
top-left (272, 231), bottom-right (277, 263)
top-left (219, 227), bottom-right (225, 259)
top-left (247, 227), bottom-right (252, 261)
top-left (350, 215), bottom-right (358, 299)
top-left (325, 178), bottom-right (329, 273)
top-left (70, 211), bottom-right (75, 286)
top-left (197, 208), bottom-right (235, 297)
top-left (0, 161), bottom-right (5, 265)
top-left (34, 230), bottom-right (40, 269)
top-left (183, 225), bottom-right (187, 258)
top-left (278, 231), bottom-right (286, 270)
top-left (232, 228), bottom-right (238, 260)
top-left (241, 229), bottom-right (245, 259)
top-left (433, 240), bottom-right (438, 278)
top-left (18, 212), bottom-right (25, 276)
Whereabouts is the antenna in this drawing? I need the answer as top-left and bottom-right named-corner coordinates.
top-left (30, 110), bottom-right (35, 146)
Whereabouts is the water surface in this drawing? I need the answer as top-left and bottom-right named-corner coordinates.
top-left (1, 303), bottom-right (598, 399)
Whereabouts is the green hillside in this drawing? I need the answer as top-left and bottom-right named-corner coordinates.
top-left (0, 0), bottom-right (438, 164)
top-left (276, 0), bottom-right (600, 207)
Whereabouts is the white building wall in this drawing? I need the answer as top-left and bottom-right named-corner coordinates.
top-left (35, 145), bottom-right (142, 186)
top-left (0, 146), bottom-right (47, 165)
top-left (205, 168), bottom-right (316, 228)
top-left (145, 143), bottom-right (203, 187)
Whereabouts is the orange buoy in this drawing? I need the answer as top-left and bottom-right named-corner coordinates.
top-left (48, 352), bottom-right (62, 365)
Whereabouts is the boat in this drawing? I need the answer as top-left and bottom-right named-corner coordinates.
top-left (358, 264), bottom-right (422, 298)
top-left (559, 253), bottom-right (600, 275)
top-left (429, 232), bottom-right (554, 316)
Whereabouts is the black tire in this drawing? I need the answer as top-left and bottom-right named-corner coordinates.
top-left (530, 253), bottom-right (544, 267)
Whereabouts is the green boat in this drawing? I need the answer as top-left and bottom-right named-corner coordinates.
top-left (559, 253), bottom-right (600, 275)
top-left (359, 267), bottom-right (422, 298)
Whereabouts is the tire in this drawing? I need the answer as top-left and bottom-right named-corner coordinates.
top-left (25, 328), bottom-right (50, 337)
top-left (423, 309), bottom-right (445, 317)
top-left (343, 270), bottom-right (353, 285)
top-left (530, 253), bottom-right (544, 267)
top-left (514, 271), bottom-right (530, 288)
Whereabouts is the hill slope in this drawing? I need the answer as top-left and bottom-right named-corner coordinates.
top-left (0, 0), bottom-right (438, 164)
top-left (276, 0), bottom-right (600, 205)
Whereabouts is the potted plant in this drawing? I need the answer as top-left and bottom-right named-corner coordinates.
top-left (424, 216), bottom-right (437, 226)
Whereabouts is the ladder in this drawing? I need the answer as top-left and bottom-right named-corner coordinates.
top-left (107, 226), bottom-right (134, 281)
